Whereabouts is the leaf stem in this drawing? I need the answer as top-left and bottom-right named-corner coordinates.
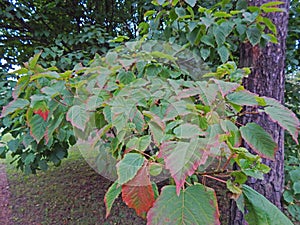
top-left (203, 175), bottom-right (227, 184)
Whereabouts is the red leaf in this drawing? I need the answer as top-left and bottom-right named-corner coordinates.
top-left (34, 108), bottom-right (49, 121)
top-left (122, 164), bottom-right (155, 219)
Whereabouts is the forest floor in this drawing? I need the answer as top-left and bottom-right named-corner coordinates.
top-left (0, 149), bottom-right (230, 225)
top-left (0, 162), bottom-right (12, 225)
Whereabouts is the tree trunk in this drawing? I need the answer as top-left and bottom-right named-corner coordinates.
top-left (229, 1), bottom-right (290, 224)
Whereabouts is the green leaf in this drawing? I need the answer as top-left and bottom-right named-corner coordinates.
top-left (150, 51), bottom-right (177, 61)
top-left (289, 168), bottom-right (300, 183)
top-left (173, 123), bottom-right (205, 139)
top-left (175, 7), bottom-right (186, 17)
top-left (184, 0), bottom-right (197, 7)
top-left (144, 111), bottom-right (165, 145)
top-left (220, 120), bottom-right (241, 147)
top-left (104, 181), bottom-right (122, 218)
top-left (147, 184), bottom-right (220, 225)
top-left (262, 34), bottom-right (278, 44)
top-left (12, 75), bottom-right (30, 99)
top-left (24, 153), bottom-right (35, 165)
top-left (200, 15), bottom-right (214, 27)
top-left (105, 51), bottom-right (118, 65)
top-left (213, 26), bottom-right (226, 46)
top-left (126, 135), bottom-right (151, 152)
top-left (38, 160), bottom-right (48, 171)
top-left (1, 99), bottom-right (30, 117)
top-left (217, 46), bottom-right (230, 63)
top-left (236, 23), bottom-right (247, 36)
top-left (144, 10), bottom-right (156, 18)
top-left (29, 51), bottom-right (42, 70)
top-left (214, 11), bottom-right (232, 18)
top-left (283, 190), bottom-right (294, 203)
top-left (201, 35), bottom-right (215, 47)
top-left (116, 153), bottom-right (145, 185)
top-left (30, 72), bottom-right (60, 81)
top-left (159, 138), bottom-right (209, 194)
top-left (242, 184), bottom-right (294, 225)
top-left (246, 25), bottom-right (261, 46)
top-left (261, 7), bottom-right (284, 13)
top-left (262, 17), bottom-right (277, 34)
top-left (45, 114), bottom-right (64, 144)
top-left (130, 107), bottom-right (145, 132)
top-left (226, 90), bottom-right (259, 106)
top-left (117, 70), bottom-right (135, 85)
top-left (29, 114), bottom-right (47, 143)
top-left (261, 1), bottom-right (284, 7)
top-left (149, 121), bottom-right (164, 146)
top-left (138, 135), bottom-right (151, 152)
top-left (264, 106), bottom-right (299, 144)
top-left (293, 181), bottom-right (300, 194)
top-left (149, 163), bottom-right (163, 176)
top-left (227, 179), bottom-right (242, 194)
top-left (66, 105), bottom-right (90, 132)
top-left (41, 80), bottom-right (65, 98)
top-left (119, 59), bottom-right (136, 69)
top-left (7, 139), bottom-right (19, 152)
top-left (200, 47), bottom-right (210, 60)
top-left (157, 0), bottom-right (166, 5)
top-left (240, 123), bottom-right (277, 159)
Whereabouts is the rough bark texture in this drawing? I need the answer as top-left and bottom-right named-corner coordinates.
top-left (229, 0), bottom-right (290, 224)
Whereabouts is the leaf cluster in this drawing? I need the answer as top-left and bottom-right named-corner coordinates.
top-left (140, 0), bottom-right (281, 69)
top-left (1, 38), bottom-right (298, 223)
top-left (0, 0), bottom-right (299, 224)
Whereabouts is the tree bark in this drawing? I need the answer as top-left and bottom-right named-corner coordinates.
top-left (229, 1), bottom-right (290, 224)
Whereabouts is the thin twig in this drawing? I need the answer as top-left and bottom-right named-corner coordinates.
top-left (203, 175), bottom-right (227, 184)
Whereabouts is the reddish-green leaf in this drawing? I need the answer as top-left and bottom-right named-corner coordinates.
top-left (29, 114), bottom-right (47, 143)
top-left (1, 99), bottom-right (29, 117)
top-left (147, 184), bottom-right (220, 225)
top-left (33, 108), bottom-right (49, 121)
top-left (104, 181), bottom-right (122, 218)
top-left (263, 98), bottom-right (299, 144)
top-left (122, 164), bottom-right (155, 219)
top-left (143, 111), bottom-right (165, 146)
top-left (33, 101), bottom-right (49, 121)
top-left (66, 105), bottom-right (90, 131)
top-left (212, 79), bottom-right (240, 97)
top-left (159, 138), bottom-right (209, 195)
top-left (240, 123), bottom-right (277, 159)
top-left (12, 75), bottom-right (30, 99)
top-left (116, 153), bottom-right (145, 185)
top-left (226, 90), bottom-right (258, 106)
top-left (177, 82), bottom-right (218, 105)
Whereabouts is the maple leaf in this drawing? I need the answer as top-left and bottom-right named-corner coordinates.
top-left (122, 163), bottom-right (155, 219)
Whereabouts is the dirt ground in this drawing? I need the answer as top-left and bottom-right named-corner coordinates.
top-left (0, 158), bottom-right (230, 225)
top-left (0, 163), bottom-right (12, 225)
